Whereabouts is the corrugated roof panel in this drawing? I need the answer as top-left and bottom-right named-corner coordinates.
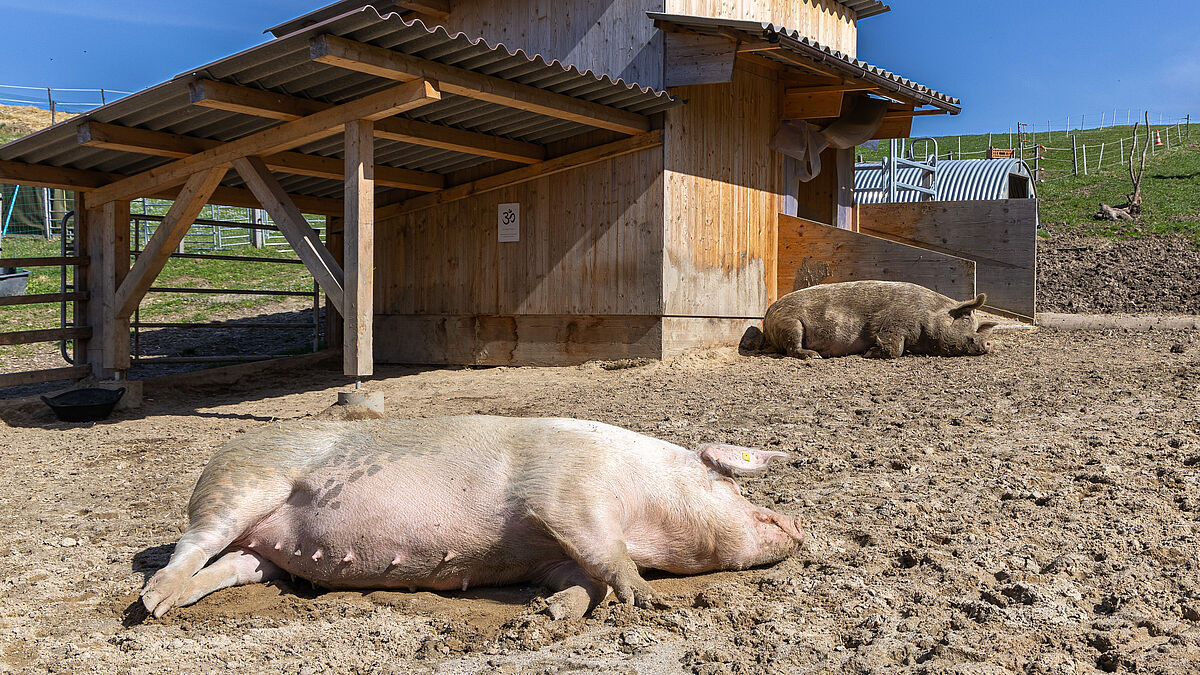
top-left (0, 6), bottom-right (676, 202)
top-left (647, 12), bottom-right (959, 113)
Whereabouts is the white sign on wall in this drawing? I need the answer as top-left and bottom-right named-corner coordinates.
top-left (498, 203), bottom-right (520, 242)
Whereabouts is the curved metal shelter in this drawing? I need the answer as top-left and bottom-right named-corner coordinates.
top-left (854, 158), bottom-right (1036, 204)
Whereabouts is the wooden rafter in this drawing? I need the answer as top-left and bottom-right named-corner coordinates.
top-left (0, 159), bottom-right (343, 215)
top-left (379, 130), bottom-right (662, 219)
top-left (113, 167), bottom-right (227, 319)
top-left (88, 79), bottom-right (442, 206)
top-left (78, 121), bottom-right (444, 192)
top-left (785, 83), bottom-right (875, 95)
top-left (189, 80), bottom-right (545, 164)
top-left (310, 34), bottom-right (651, 135)
top-left (233, 156), bottom-right (345, 315)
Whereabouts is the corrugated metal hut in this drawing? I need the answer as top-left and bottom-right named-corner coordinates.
top-left (0, 0), bottom-right (1037, 388)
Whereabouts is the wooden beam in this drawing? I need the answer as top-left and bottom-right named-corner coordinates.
top-left (0, 291), bottom-right (88, 307)
top-left (191, 80), bottom-right (547, 163)
top-left (375, 117), bottom-right (545, 164)
top-left (88, 79), bottom-right (441, 205)
top-left (98, 199), bottom-right (131, 371)
top-left (782, 90), bottom-right (845, 120)
top-left (0, 160), bottom-right (119, 190)
top-left (378, 130), bottom-right (662, 219)
top-left (785, 83), bottom-right (874, 95)
top-left (0, 326), bottom-right (90, 347)
top-left (189, 79), bottom-right (329, 121)
top-left (233, 156), bottom-right (345, 316)
top-left (395, 0), bottom-right (450, 18)
top-left (883, 109), bottom-right (950, 119)
top-left (113, 167), bottom-right (226, 319)
top-left (1, 256), bottom-right (87, 267)
top-left (79, 121), bottom-right (442, 191)
top-left (0, 158), bottom-right (342, 215)
top-left (310, 34), bottom-right (650, 135)
top-left (343, 119), bottom-right (374, 378)
top-left (0, 365), bottom-right (90, 388)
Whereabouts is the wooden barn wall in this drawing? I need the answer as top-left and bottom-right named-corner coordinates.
top-left (376, 146), bottom-right (664, 318)
top-left (662, 59), bottom-right (783, 319)
top-left (665, 0), bottom-right (857, 55)
top-left (434, 0), bottom-right (667, 88)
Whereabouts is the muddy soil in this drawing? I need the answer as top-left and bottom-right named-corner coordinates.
top-left (2, 327), bottom-right (1199, 674)
top-left (1037, 230), bottom-right (1200, 314)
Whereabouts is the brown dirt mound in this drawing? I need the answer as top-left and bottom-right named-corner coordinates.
top-left (1037, 228), bottom-right (1200, 314)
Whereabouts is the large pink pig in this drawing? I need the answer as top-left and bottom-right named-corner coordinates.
top-left (142, 416), bottom-right (804, 619)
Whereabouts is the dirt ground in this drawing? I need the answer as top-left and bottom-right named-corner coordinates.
top-left (1037, 230), bottom-right (1200, 315)
top-left (2, 324), bottom-right (1200, 674)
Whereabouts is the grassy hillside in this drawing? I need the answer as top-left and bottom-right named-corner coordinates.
top-left (0, 104), bottom-right (75, 144)
top-left (857, 122), bottom-right (1199, 240)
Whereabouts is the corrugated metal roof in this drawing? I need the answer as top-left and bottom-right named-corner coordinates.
top-left (267, 1), bottom-right (891, 38)
top-left (0, 5), bottom-right (676, 202)
top-left (854, 158), bottom-right (1036, 203)
top-left (647, 12), bottom-right (960, 114)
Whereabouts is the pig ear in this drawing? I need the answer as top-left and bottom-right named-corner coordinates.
top-left (698, 444), bottom-right (789, 476)
top-left (950, 293), bottom-right (987, 318)
top-left (976, 321), bottom-right (999, 335)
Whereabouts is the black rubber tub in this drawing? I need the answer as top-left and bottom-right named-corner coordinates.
top-left (41, 387), bottom-right (125, 422)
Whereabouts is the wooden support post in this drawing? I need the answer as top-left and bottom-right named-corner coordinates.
top-left (835, 147), bottom-right (854, 231)
top-left (343, 120), bottom-right (374, 379)
top-left (113, 167), bottom-right (226, 319)
top-left (82, 198), bottom-right (131, 376)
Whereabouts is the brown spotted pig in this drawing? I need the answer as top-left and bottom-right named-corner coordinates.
top-left (750, 280), bottom-right (998, 359)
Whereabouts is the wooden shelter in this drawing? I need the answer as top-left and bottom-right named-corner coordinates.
top-left (0, 1), bottom-right (1035, 386)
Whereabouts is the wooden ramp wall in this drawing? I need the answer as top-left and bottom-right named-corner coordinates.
top-left (857, 199), bottom-right (1038, 320)
top-left (777, 213), bottom-right (977, 300)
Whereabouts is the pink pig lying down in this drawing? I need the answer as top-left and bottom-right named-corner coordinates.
top-left (141, 415), bottom-right (804, 620)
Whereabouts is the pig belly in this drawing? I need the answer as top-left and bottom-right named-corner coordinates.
top-left (801, 318), bottom-right (872, 356)
top-left (235, 469), bottom-right (560, 590)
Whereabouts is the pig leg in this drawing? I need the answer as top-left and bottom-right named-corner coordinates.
top-left (538, 561), bottom-right (610, 620)
top-left (864, 331), bottom-right (905, 359)
top-left (779, 321), bottom-right (823, 360)
top-left (142, 472), bottom-right (293, 618)
top-left (531, 510), bottom-right (661, 610)
top-left (166, 548), bottom-right (285, 611)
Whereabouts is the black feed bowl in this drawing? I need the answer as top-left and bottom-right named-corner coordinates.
top-left (41, 387), bottom-right (126, 422)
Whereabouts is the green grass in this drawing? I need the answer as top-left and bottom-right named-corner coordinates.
top-left (1, 234), bottom-right (314, 358)
top-left (857, 123), bottom-right (1200, 240)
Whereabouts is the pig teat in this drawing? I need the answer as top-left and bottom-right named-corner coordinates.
top-left (697, 443), bottom-right (790, 476)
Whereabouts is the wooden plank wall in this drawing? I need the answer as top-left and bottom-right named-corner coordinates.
top-left (435, 0), bottom-right (667, 88)
top-left (662, 59), bottom-right (782, 317)
top-left (857, 199), bottom-right (1038, 320)
top-left (777, 213), bottom-right (977, 299)
top-left (375, 146), bottom-right (664, 362)
top-left (667, 0), bottom-right (857, 54)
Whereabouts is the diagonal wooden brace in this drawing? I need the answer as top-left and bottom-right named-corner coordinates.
top-left (113, 167), bottom-right (227, 319)
top-left (233, 156), bottom-right (346, 316)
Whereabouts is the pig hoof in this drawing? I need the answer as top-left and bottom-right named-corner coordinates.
top-left (141, 568), bottom-right (189, 618)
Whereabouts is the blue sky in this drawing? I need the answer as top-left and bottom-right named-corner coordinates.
top-left (0, 1), bottom-right (1196, 137)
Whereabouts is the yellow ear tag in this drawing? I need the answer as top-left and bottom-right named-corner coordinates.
top-left (741, 451), bottom-right (752, 462)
